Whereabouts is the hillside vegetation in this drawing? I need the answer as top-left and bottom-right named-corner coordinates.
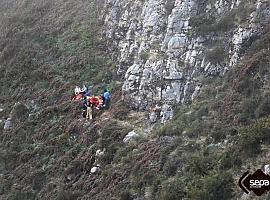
top-left (0, 0), bottom-right (270, 200)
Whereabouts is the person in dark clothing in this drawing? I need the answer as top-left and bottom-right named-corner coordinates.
top-left (85, 88), bottom-right (92, 97)
top-left (82, 96), bottom-right (88, 118)
top-left (81, 82), bottom-right (92, 97)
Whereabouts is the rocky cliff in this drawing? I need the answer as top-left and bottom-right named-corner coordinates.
top-left (102, 0), bottom-right (270, 122)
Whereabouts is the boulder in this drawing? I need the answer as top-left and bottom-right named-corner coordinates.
top-left (191, 85), bottom-right (202, 102)
top-left (149, 112), bottom-right (158, 123)
top-left (168, 34), bottom-right (187, 51)
top-left (165, 59), bottom-right (182, 80)
top-left (3, 118), bottom-right (12, 130)
top-left (207, 143), bottom-right (221, 149)
top-left (123, 130), bottom-right (139, 144)
top-left (95, 149), bottom-right (105, 157)
top-left (160, 104), bottom-right (173, 124)
top-left (162, 85), bottom-right (177, 101)
top-left (90, 164), bottom-right (101, 174)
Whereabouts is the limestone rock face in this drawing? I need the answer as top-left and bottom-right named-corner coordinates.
top-left (102, 0), bottom-right (270, 121)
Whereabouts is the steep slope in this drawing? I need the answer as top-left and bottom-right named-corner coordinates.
top-left (0, 0), bottom-right (119, 199)
top-left (0, 0), bottom-right (270, 200)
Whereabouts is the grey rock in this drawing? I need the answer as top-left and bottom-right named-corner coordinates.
top-left (4, 118), bottom-right (12, 130)
top-left (167, 33), bottom-right (187, 51)
top-left (95, 149), bottom-right (105, 157)
top-left (191, 84), bottom-right (202, 102)
top-left (123, 130), bottom-right (139, 144)
top-left (160, 104), bottom-right (173, 124)
top-left (90, 164), bottom-right (101, 174)
top-left (264, 164), bottom-right (270, 175)
top-left (149, 112), bottom-right (158, 123)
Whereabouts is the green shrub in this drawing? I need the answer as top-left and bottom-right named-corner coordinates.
top-left (101, 121), bottom-right (132, 143)
top-left (162, 155), bottom-right (182, 177)
top-left (206, 45), bottom-right (226, 64)
top-left (10, 103), bottom-right (29, 121)
top-left (113, 103), bottom-right (130, 120)
top-left (76, 26), bottom-right (93, 49)
top-left (119, 191), bottom-right (132, 200)
top-left (160, 177), bottom-right (186, 200)
top-left (99, 143), bottom-right (121, 165)
top-left (196, 105), bottom-right (209, 118)
top-left (213, 12), bottom-right (235, 33)
top-left (98, 121), bottom-right (132, 164)
top-left (219, 149), bottom-right (242, 170)
top-left (186, 154), bottom-right (216, 176)
top-left (108, 80), bottom-right (122, 93)
top-left (234, 2), bottom-right (256, 24)
top-left (93, 69), bottom-right (114, 85)
top-left (208, 123), bottom-right (229, 142)
top-left (189, 13), bottom-right (216, 35)
top-left (190, 3), bottom-right (254, 36)
top-left (204, 172), bottom-right (234, 200)
top-left (56, 189), bottom-right (80, 200)
top-left (188, 172), bottom-right (234, 200)
top-left (7, 190), bottom-right (36, 200)
top-left (238, 118), bottom-right (270, 157)
top-left (255, 93), bottom-right (270, 118)
top-left (238, 76), bottom-right (262, 96)
top-left (157, 122), bottom-right (183, 136)
top-left (239, 96), bottom-right (260, 121)
top-left (159, 141), bottom-right (180, 170)
top-left (185, 119), bottom-right (206, 138)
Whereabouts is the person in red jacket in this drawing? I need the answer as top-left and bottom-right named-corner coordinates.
top-left (89, 96), bottom-right (99, 107)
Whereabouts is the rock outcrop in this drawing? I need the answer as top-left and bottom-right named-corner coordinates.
top-left (123, 130), bottom-right (140, 144)
top-left (3, 118), bottom-right (12, 130)
top-left (102, 0), bottom-right (270, 121)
